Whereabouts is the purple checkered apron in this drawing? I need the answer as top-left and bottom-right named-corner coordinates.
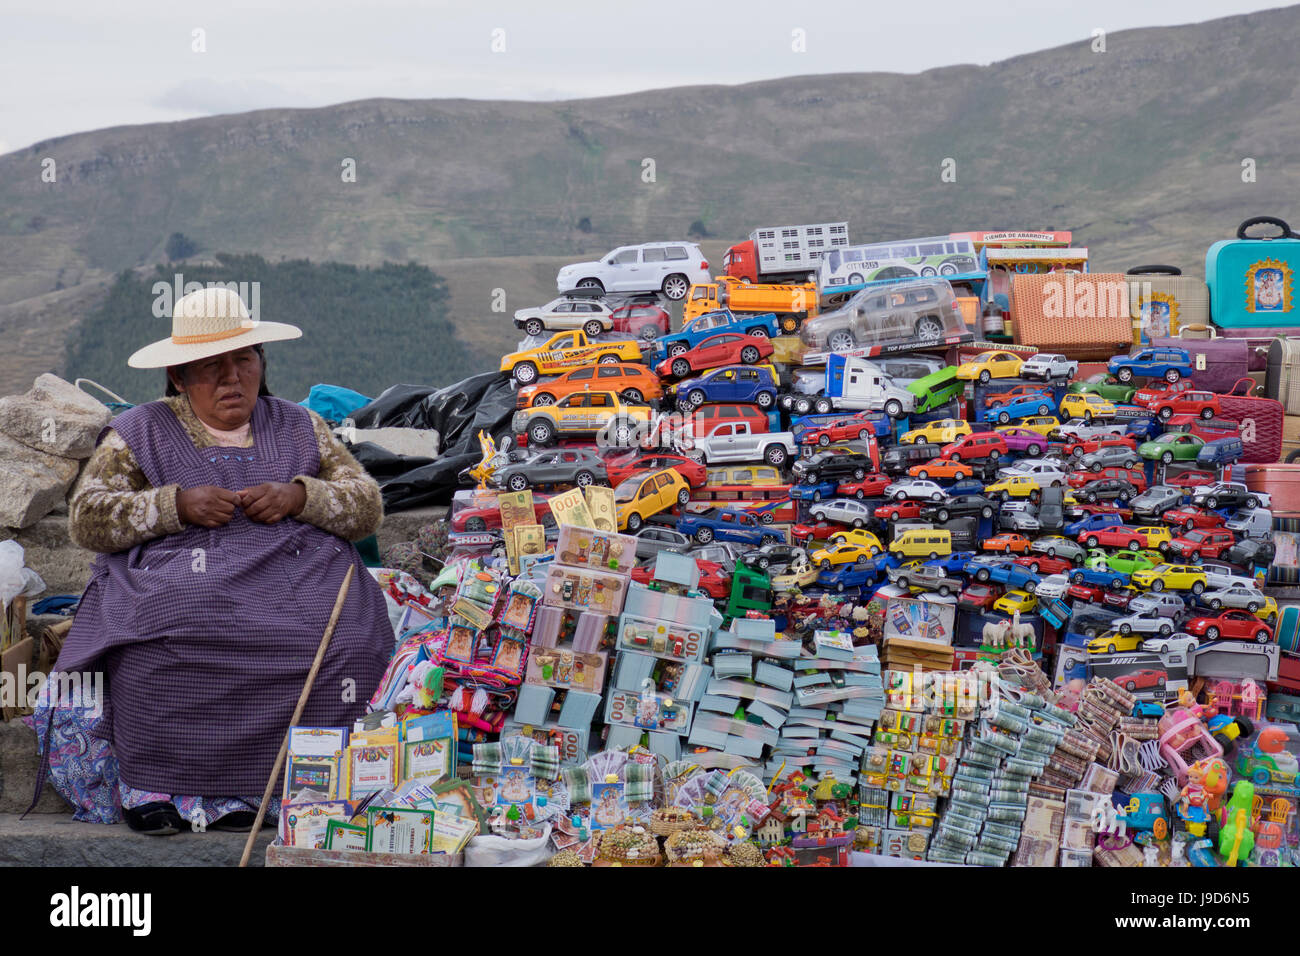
top-left (54, 397), bottom-right (392, 796)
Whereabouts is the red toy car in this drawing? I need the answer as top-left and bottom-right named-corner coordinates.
top-left (610, 301), bottom-right (670, 341)
top-left (1153, 389), bottom-right (1221, 422)
top-left (984, 533), bottom-right (1032, 554)
top-left (1076, 525), bottom-right (1148, 550)
top-left (1133, 380), bottom-right (1196, 410)
top-left (799, 411), bottom-right (879, 447)
top-left (1116, 668), bottom-right (1166, 691)
top-left (1067, 582), bottom-right (1108, 603)
top-left (1101, 588), bottom-right (1139, 610)
top-left (876, 500), bottom-right (924, 522)
top-left (604, 451), bottom-right (708, 489)
top-left (1184, 610), bottom-right (1273, 644)
top-left (1015, 554), bottom-right (1072, 576)
top-left (452, 498), bottom-right (552, 533)
top-left (655, 332), bottom-right (773, 378)
top-left (941, 432), bottom-right (1008, 463)
top-left (837, 474), bottom-right (892, 499)
top-left (1163, 506), bottom-right (1228, 533)
top-left (1058, 435), bottom-right (1138, 459)
top-left (1164, 468), bottom-right (1217, 490)
top-left (1167, 528), bottom-right (1237, 561)
top-left (790, 521), bottom-right (843, 544)
top-left (1068, 466), bottom-right (1147, 493)
top-left (958, 582), bottom-right (1004, 611)
top-left (1162, 415), bottom-right (1241, 444)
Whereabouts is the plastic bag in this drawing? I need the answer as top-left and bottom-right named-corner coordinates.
top-left (299, 384), bottom-right (371, 423)
top-left (463, 822), bottom-right (553, 867)
top-left (348, 442), bottom-right (436, 480)
top-left (0, 540), bottom-right (46, 609)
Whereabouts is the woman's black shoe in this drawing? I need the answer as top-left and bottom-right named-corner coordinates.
top-left (123, 801), bottom-right (189, 836)
top-left (210, 810), bottom-right (260, 832)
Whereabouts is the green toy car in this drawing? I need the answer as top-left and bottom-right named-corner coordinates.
top-left (1069, 376), bottom-right (1137, 404)
top-left (1138, 432), bottom-right (1206, 464)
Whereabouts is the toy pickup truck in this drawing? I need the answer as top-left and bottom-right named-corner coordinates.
top-left (676, 507), bottom-right (786, 547)
top-left (650, 309), bottom-right (781, 364)
top-left (684, 275), bottom-right (819, 333)
top-left (682, 422), bottom-right (797, 467)
top-left (501, 329), bottom-right (644, 385)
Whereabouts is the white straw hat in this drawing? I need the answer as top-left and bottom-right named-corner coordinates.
top-left (127, 287), bottom-right (302, 369)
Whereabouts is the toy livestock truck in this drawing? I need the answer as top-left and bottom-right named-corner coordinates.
top-left (685, 275), bottom-right (820, 333)
top-left (722, 223), bottom-right (850, 285)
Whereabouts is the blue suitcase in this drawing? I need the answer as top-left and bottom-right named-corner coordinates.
top-left (1206, 216), bottom-right (1300, 329)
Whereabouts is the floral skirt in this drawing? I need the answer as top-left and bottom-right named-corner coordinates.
top-left (29, 677), bottom-right (278, 827)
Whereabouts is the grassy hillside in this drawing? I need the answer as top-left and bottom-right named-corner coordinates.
top-left (1, 7), bottom-right (1298, 391)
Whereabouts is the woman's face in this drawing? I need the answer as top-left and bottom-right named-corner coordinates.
top-left (172, 347), bottom-right (262, 429)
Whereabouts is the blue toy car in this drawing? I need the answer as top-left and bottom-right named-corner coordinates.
top-left (1069, 566), bottom-right (1130, 591)
top-left (650, 309), bottom-right (781, 364)
top-left (818, 558), bottom-right (891, 593)
top-left (1132, 701), bottom-right (1165, 719)
top-left (1107, 347), bottom-right (1193, 385)
top-left (1126, 417), bottom-right (1164, 441)
top-left (1063, 512), bottom-right (1126, 537)
top-left (963, 557), bottom-right (1041, 592)
top-left (1197, 436), bottom-right (1245, 466)
top-left (672, 365), bottom-right (780, 411)
top-left (924, 550), bottom-right (977, 575)
top-left (676, 507), bottom-right (785, 546)
top-left (789, 480), bottom-right (839, 502)
top-left (981, 394), bottom-right (1057, 425)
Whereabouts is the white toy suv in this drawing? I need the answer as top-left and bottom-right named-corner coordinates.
top-left (557, 242), bottom-right (710, 301)
top-left (513, 296), bottom-right (615, 338)
top-left (1020, 353), bottom-right (1079, 381)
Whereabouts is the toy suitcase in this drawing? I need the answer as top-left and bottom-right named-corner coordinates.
top-left (1206, 216), bottom-right (1300, 329)
top-left (1244, 464), bottom-right (1300, 515)
top-left (1266, 336), bottom-right (1300, 414)
top-left (1151, 328), bottom-right (1250, 394)
top-left (1217, 392), bottom-right (1284, 463)
top-left (1126, 266), bottom-right (1210, 343)
top-left (1010, 273), bottom-right (1133, 360)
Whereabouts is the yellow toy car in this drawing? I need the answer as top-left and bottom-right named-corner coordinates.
top-left (1016, 416), bottom-right (1062, 438)
top-left (513, 390), bottom-right (652, 446)
top-left (1086, 632), bottom-right (1144, 654)
top-left (1130, 564), bottom-right (1208, 594)
top-left (811, 541), bottom-right (878, 570)
top-left (1058, 393), bottom-right (1116, 423)
top-left (994, 589), bottom-right (1038, 615)
top-left (900, 418), bottom-right (971, 445)
top-left (984, 475), bottom-right (1042, 500)
top-left (501, 330), bottom-right (644, 385)
top-left (615, 468), bottom-right (690, 532)
top-left (1255, 594), bottom-right (1279, 626)
top-left (1133, 526), bottom-right (1173, 551)
top-left (772, 563), bottom-right (821, 591)
top-left (955, 350), bottom-right (1024, 384)
top-left (828, 528), bottom-right (884, 554)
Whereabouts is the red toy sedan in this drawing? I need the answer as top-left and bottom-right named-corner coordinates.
top-left (1067, 582), bottom-right (1108, 603)
top-left (610, 301), bottom-right (670, 341)
top-left (1068, 466), bottom-right (1147, 493)
top-left (1116, 668), bottom-right (1166, 691)
top-left (959, 582), bottom-right (1004, 611)
top-left (1015, 554), bottom-right (1073, 576)
top-left (655, 332), bottom-right (774, 378)
top-left (1076, 525), bottom-right (1147, 550)
top-left (452, 498), bottom-right (552, 533)
top-left (791, 521), bottom-right (843, 544)
top-left (1164, 469), bottom-right (1216, 490)
top-left (837, 474), bottom-right (892, 499)
top-left (604, 451), bottom-right (708, 488)
top-left (799, 411), bottom-right (878, 447)
top-left (876, 500), bottom-right (924, 522)
top-left (1163, 506), bottom-right (1228, 533)
top-left (1184, 610), bottom-right (1273, 644)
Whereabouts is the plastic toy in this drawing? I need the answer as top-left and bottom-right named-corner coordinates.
top-left (1183, 610), bottom-right (1272, 644)
top-left (512, 390), bottom-right (651, 446)
top-left (1138, 432), bottom-right (1206, 463)
top-left (501, 330), bottom-right (643, 385)
top-left (1108, 346), bottom-right (1194, 384)
top-left (671, 364), bottom-right (780, 411)
top-left (955, 350), bottom-right (1024, 384)
top-left (614, 467), bottom-right (691, 531)
top-left (982, 394), bottom-right (1056, 424)
top-left (677, 507), bottom-right (786, 547)
top-left (1217, 780), bottom-right (1255, 866)
top-left (901, 418), bottom-right (971, 445)
top-left (1236, 726), bottom-right (1300, 786)
top-left (1058, 393), bottom-right (1116, 423)
top-left (1158, 708), bottom-right (1225, 785)
top-left (654, 309), bottom-right (780, 361)
top-left (1129, 564), bottom-right (1207, 594)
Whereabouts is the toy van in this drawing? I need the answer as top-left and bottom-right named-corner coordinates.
top-left (888, 528), bottom-right (953, 560)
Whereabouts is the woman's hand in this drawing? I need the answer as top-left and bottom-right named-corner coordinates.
top-left (177, 485), bottom-right (241, 528)
top-left (238, 482), bottom-right (307, 524)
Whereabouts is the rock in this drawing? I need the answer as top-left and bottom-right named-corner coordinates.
top-left (0, 374), bottom-right (111, 460)
top-left (0, 433), bottom-right (80, 529)
top-left (347, 426), bottom-right (440, 460)
top-left (0, 720), bottom-right (68, 814)
top-left (2, 513), bottom-right (96, 596)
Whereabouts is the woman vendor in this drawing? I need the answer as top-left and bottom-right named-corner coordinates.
top-left (34, 287), bottom-right (394, 835)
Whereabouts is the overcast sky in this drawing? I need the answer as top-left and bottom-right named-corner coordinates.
top-left (0, 0), bottom-right (1290, 154)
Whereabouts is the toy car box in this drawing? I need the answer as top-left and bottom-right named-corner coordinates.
top-left (1206, 216), bottom-right (1300, 329)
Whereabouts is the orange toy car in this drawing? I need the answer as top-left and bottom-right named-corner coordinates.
top-left (983, 534), bottom-right (1033, 555)
top-left (907, 458), bottom-right (972, 481)
top-left (515, 363), bottom-right (661, 408)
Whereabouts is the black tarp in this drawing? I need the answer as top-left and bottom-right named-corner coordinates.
top-left (346, 371), bottom-right (516, 510)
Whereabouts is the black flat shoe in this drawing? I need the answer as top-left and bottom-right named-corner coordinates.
top-left (124, 801), bottom-right (190, 836)
top-left (210, 810), bottom-right (261, 832)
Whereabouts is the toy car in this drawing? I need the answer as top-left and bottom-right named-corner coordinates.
top-left (999, 459), bottom-right (1069, 486)
top-left (982, 394), bottom-right (1056, 425)
top-left (1108, 346), bottom-right (1193, 384)
top-left (798, 410), bottom-right (880, 447)
top-left (1139, 432), bottom-right (1206, 464)
top-left (677, 506), bottom-right (786, 546)
top-left (671, 364), bottom-right (781, 411)
top-left (790, 480), bottom-right (840, 503)
top-left (876, 500), bottom-right (925, 522)
top-left (1130, 564), bottom-right (1207, 594)
top-left (513, 295), bottom-right (615, 337)
top-left (1076, 525), bottom-right (1148, 550)
top-left (884, 478), bottom-right (946, 502)
top-left (1076, 477), bottom-right (1138, 504)
top-left (942, 432), bottom-right (1009, 463)
top-left (963, 558), bottom-right (1041, 592)
top-left (984, 533), bottom-right (1033, 554)
top-left (1070, 375), bottom-right (1138, 403)
top-left (959, 582), bottom-right (1004, 611)
top-left (1030, 536), bottom-right (1088, 564)
top-left (1167, 529), bottom-right (1236, 562)
top-left (1130, 486), bottom-right (1186, 519)
top-left (907, 457), bottom-right (975, 482)
top-left (512, 390), bottom-right (652, 446)
top-left (609, 299), bottom-right (671, 340)
top-left (993, 589), bottom-right (1038, 615)
top-left (604, 451), bottom-right (708, 489)
top-left (797, 279), bottom-right (966, 352)
top-left (1225, 537), bottom-right (1276, 569)
top-left (984, 475), bottom-right (1041, 501)
top-left (1086, 632), bottom-right (1144, 654)
top-left (956, 350), bottom-right (1024, 384)
top-left (653, 309), bottom-right (779, 361)
top-left (1205, 714), bottom-right (1253, 755)
top-left (901, 418), bottom-right (971, 446)
top-left (632, 525), bottom-right (692, 560)
top-left (1063, 511), bottom-right (1126, 537)
top-left (658, 332), bottom-right (774, 379)
top-left (516, 362), bottom-right (663, 408)
top-left (1236, 729), bottom-right (1300, 786)
top-left (1114, 608), bottom-right (1177, 637)
top-left (1070, 566), bottom-right (1130, 591)
top-left (888, 563), bottom-right (961, 596)
top-left (1141, 633), bottom-right (1199, 656)
top-left (1191, 481), bottom-right (1266, 512)
top-left (1093, 549), bottom-right (1160, 576)
top-left (1153, 389), bottom-right (1220, 422)
top-left (808, 498), bottom-right (877, 530)
top-left (614, 468), bottom-right (693, 532)
top-left (1184, 609), bottom-right (1272, 643)
top-left (1162, 506), bottom-right (1227, 533)
top-left (741, 542), bottom-right (809, 573)
top-left (1020, 352), bottom-right (1079, 381)
top-left (1058, 434), bottom-right (1138, 460)
top-left (986, 383), bottom-right (1054, 408)
top-left (790, 521), bottom-right (842, 544)
top-left (1133, 379), bottom-right (1197, 409)
top-left (828, 528), bottom-right (886, 552)
top-left (1015, 415), bottom-right (1064, 438)
top-left (1078, 445), bottom-right (1143, 472)
top-left (819, 559), bottom-right (891, 593)
top-left (493, 447), bottom-right (608, 491)
top-left (684, 424), bottom-right (797, 467)
top-left (837, 474), bottom-right (892, 499)
top-left (995, 427), bottom-right (1052, 457)
top-left (917, 495), bottom-right (997, 523)
top-left (501, 330), bottom-right (643, 385)
top-left (631, 557), bottom-right (730, 600)
top-left (1059, 393), bottom-right (1116, 423)
top-left (1199, 584), bottom-right (1269, 613)
top-left (557, 241), bottom-right (710, 300)
top-left (1015, 553), bottom-right (1073, 576)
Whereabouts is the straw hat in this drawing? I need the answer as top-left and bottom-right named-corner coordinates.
top-left (127, 287), bottom-right (302, 368)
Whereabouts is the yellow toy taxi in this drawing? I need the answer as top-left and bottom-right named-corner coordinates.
top-left (501, 329), bottom-right (644, 385)
top-left (900, 418), bottom-right (971, 445)
top-left (955, 350), bottom-right (1024, 384)
top-left (1058, 392), bottom-right (1116, 423)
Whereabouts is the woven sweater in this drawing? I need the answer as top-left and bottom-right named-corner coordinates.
top-left (69, 395), bottom-right (383, 552)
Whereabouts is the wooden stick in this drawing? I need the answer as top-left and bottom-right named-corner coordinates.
top-left (239, 564), bottom-right (355, 867)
